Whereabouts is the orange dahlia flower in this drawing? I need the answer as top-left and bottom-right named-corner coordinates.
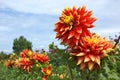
top-left (5, 59), bottom-right (14, 68)
top-left (14, 59), bottom-right (20, 68)
top-left (20, 49), bottom-right (33, 57)
top-left (31, 53), bottom-right (49, 63)
top-left (71, 34), bottom-right (114, 70)
top-left (18, 58), bottom-right (33, 72)
top-left (42, 66), bottom-right (52, 80)
top-left (54, 6), bottom-right (96, 47)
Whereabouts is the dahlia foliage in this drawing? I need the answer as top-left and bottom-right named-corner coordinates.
top-left (54, 6), bottom-right (118, 71)
top-left (5, 49), bottom-right (52, 80)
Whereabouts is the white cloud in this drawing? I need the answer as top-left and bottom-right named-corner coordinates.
top-left (91, 28), bottom-right (120, 34)
top-left (1, 0), bottom-right (120, 15)
top-left (0, 25), bottom-right (13, 32)
top-left (0, 0), bottom-right (120, 53)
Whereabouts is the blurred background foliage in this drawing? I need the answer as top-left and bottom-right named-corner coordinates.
top-left (0, 34), bottom-right (120, 80)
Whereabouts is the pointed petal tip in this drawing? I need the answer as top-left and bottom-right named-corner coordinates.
top-left (88, 62), bottom-right (94, 71)
top-left (76, 52), bottom-right (85, 56)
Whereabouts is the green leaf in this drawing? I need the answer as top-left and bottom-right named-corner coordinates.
top-left (99, 73), bottom-right (107, 80)
top-left (107, 71), bottom-right (120, 80)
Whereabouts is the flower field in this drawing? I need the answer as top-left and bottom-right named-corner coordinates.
top-left (0, 45), bottom-right (120, 80)
top-left (0, 6), bottom-right (120, 80)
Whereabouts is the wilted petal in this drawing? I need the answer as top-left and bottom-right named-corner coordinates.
top-left (80, 63), bottom-right (86, 70)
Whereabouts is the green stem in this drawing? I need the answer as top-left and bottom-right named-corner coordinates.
top-left (95, 71), bottom-right (99, 80)
top-left (67, 62), bottom-right (74, 80)
top-left (81, 70), bottom-right (87, 80)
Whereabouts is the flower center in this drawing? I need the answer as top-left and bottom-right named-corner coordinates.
top-left (46, 69), bottom-right (52, 75)
top-left (62, 14), bottom-right (74, 26)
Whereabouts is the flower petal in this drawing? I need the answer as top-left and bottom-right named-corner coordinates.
top-left (84, 56), bottom-right (91, 62)
top-left (88, 61), bottom-right (94, 70)
top-left (89, 54), bottom-right (95, 61)
top-left (68, 30), bottom-right (75, 39)
top-left (76, 52), bottom-right (85, 56)
top-left (94, 56), bottom-right (100, 65)
top-left (80, 63), bottom-right (86, 70)
top-left (77, 57), bottom-right (84, 65)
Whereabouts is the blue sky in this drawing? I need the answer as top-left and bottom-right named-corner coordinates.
top-left (0, 0), bottom-right (120, 53)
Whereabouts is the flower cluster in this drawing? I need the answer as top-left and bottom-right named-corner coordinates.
top-left (5, 49), bottom-right (52, 80)
top-left (55, 6), bottom-right (117, 70)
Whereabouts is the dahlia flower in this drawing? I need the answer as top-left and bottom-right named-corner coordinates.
top-left (14, 59), bottom-right (20, 68)
top-left (18, 58), bottom-right (33, 72)
top-left (20, 49), bottom-right (33, 57)
top-left (42, 66), bottom-right (52, 80)
top-left (71, 34), bottom-right (114, 70)
top-left (54, 6), bottom-right (96, 47)
top-left (5, 60), bottom-right (14, 68)
top-left (31, 53), bottom-right (49, 63)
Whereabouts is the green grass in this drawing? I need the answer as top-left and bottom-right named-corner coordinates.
top-left (0, 63), bottom-right (42, 80)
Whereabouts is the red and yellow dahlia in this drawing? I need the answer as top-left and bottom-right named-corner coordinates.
top-left (71, 34), bottom-right (114, 70)
top-left (5, 59), bottom-right (14, 68)
top-left (18, 58), bottom-right (33, 72)
top-left (54, 6), bottom-right (96, 47)
top-left (31, 53), bottom-right (49, 63)
top-left (20, 49), bottom-right (33, 57)
top-left (42, 66), bottom-right (52, 80)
